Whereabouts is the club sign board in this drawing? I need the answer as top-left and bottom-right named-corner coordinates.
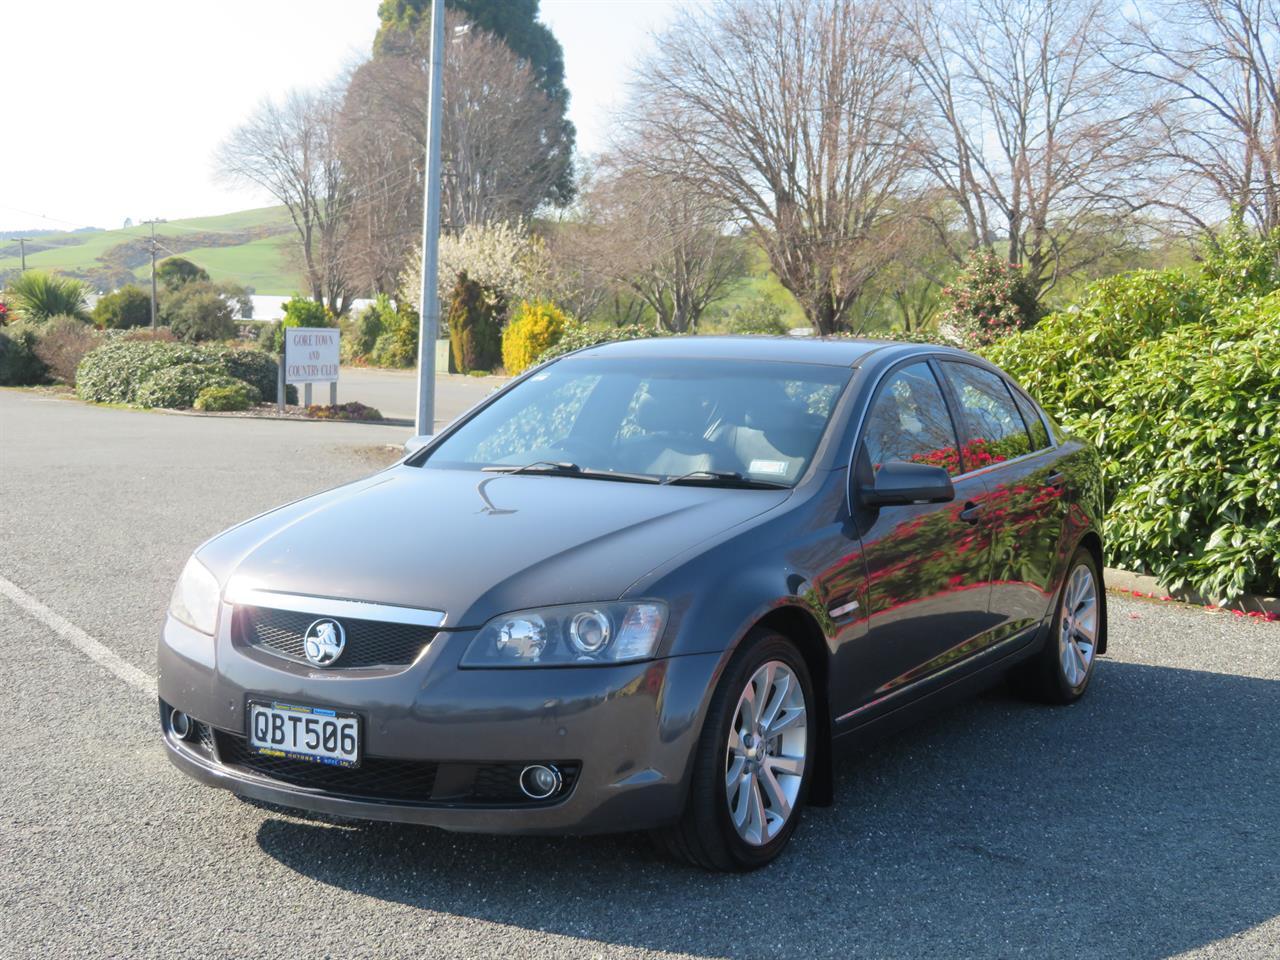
top-left (285, 327), bottom-right (340, 384)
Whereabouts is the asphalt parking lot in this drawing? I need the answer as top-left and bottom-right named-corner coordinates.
top-left (1, 387), bottom-right (1277, 960)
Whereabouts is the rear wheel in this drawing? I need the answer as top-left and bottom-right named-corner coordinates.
top-left (655, 630), bottom-right (816, 871)
top-left (1011, 547), bottom-right (1103, 704)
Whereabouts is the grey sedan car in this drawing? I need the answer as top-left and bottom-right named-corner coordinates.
top-left (160, 336), bottom-right (1106, 870)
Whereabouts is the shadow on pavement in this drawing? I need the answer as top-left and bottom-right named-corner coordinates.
top-left (257, 660), bottom-right (1279, 958)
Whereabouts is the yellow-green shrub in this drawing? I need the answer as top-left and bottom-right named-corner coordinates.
top-left (502, 300), bottom-right (568, 375)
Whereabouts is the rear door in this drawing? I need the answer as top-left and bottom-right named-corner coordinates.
top-left (837, 360), bottom-right (999, 718)
top-left (937, 360), bottom-right (1064, 643)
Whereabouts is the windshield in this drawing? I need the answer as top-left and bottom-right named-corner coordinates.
top-left (423, 356), bottom-right (851, 487)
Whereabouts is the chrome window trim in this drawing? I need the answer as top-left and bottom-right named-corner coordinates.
top-left (844, 350), bottom-right (1061, 513)
top-left (223, 583), bottom-right (447, 628)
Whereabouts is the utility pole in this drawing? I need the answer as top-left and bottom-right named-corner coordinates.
top-left (143, 219), bottom-right (166, 329)
top-left (414, 0), bottom-right (445, 438)
top-left (14, 238), bottom-right (31, 272)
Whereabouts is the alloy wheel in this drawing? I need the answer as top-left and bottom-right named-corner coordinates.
top-left (724, 659), bottom-right (808, 846)
top-left (1058, 563), bottom-right (1098, 688)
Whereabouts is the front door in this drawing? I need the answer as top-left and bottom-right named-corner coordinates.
top-left (836, 360), bottom-right (1000, 721)
top-left (938, 360), bottom-right (1066, 643)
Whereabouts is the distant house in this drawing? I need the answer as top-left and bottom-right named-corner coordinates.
top-left (236, 295), bottom-right (374, 322)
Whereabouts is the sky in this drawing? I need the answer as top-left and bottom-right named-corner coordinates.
top-left (0, 0), bottom-right (683, 233)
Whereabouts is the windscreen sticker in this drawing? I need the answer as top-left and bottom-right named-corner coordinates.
top-left (749, 459), bottom-right (789, 476)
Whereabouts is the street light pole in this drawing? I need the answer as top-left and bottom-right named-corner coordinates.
top-left (414, 0), bottom-right (445, 438)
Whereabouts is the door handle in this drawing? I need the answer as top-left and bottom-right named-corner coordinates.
top-left (958, 501), bottom-right (983, 524)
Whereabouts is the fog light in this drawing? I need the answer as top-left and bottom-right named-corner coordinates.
top-left (519, 764), bottom-right (562, 800)
top-left (169, 708), bottom-right (192, 740)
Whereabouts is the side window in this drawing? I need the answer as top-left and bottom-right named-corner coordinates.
top-left (940, 361), bottom-right (1032, 468)
top-left (1010, 387), bottom-right (1051, 450)
top-left (862, 362), bottom-right (963, 477)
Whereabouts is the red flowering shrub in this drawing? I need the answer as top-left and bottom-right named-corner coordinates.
top-left (938, 249), bottom-right (1040, 347)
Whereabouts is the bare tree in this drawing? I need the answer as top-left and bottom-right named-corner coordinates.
top-left (217, 88), bottom-right (355, 315)
top-left (628, 0), bottom-right (919, 335)
top-left (1113, 0), bottom-right (1280, 234)
top-left (577, 158), bottom-right (746, 333)
top-left (339, 12), bottom-right (572, 294)
top-left (898, 0), bottom-right (1150, 301)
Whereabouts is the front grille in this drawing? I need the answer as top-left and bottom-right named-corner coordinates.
top-left (213, 731), bottom-right (579, 807)
top-left (234, 605), bottom-right (434, 668)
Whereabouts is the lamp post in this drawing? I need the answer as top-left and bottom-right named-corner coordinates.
top-left (414, 0), bottom-right (445, 438)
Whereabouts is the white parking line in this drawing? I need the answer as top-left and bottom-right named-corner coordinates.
top-left (0, 574), bottom-right (157, 696)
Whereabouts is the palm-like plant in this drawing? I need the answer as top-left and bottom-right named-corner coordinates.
top-left (6, 271), bottom-right (89, 323)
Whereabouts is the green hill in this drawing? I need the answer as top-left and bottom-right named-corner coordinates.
top-left (0, 207), bottom-right (304, 295)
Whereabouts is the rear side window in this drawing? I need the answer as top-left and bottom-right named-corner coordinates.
top-left (862, 362), bottom-right (963, 477)
top-left (1010, 388), bottom-right (1051, 450)
top-left (940, 361), bottom-right (1032, 468)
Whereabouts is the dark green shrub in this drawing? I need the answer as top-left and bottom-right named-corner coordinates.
top-left (77, 340), bottom-right (206, 403)
top-left (721, 298), bottom-right (790, 335)
top-left (135, 364), bottom-right (255, 409)
top-left (204, 346), bottom-right (284, 401)
top-left (262, 296), bottom-right (335, 353)
top-left (369, 302), bottom-right (420, 368)
top-left (1199, 213), bottom-right (1280, 304)
top-left (0, 322), bottom-right (47, 385)
top-left (984, 269), bottom-right (1204, 419)
top-left (1096, 301), bottom-right (1280, 600)
top-left (981, 243), bottom-right (1280, 600)
top-left (448, 272), bottom-right (502, 373)
top-left (76, 339), bottom-right (294, 405)
top-left (93, 285), bottom-right (152, 330)
top-left (342, 297), bottom-right (391, 362)
top-left (156, 257), bottom-right (209, 291)
top-left (162, 280), bottom-right (239, 342)
top-left (194, 381), bottom-right (257, 412)
top-left (535, 320), bottom-right (661, 363)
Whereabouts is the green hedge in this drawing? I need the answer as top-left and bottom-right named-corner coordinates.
top-left (535, 321), bottom-right (662, 364)
top-left (76, 339), bottom-right (294, 407)
top-left (194, 381), bottom-right (257, 412)
top-left (0, 323), bottom-right (48, 385)
top-left (984, 263), bottom-right (1280, 600)
top-left (135, 365), bottom-right (250, 409)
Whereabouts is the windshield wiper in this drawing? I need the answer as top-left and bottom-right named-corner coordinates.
top-left (662, 470), bottom-right (790, 489)
top-left (482, 460), bottom-right (581, 477)
top-left (482, 461), bottom-right (659, 484)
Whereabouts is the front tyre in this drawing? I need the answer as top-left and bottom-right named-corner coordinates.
top-left (655, 629), bottom-right (816, 871)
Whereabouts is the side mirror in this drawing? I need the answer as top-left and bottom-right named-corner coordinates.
top-left (403, 434), bottom-right (434, 456)
top-left (859, 460), bottom-right (954, 507)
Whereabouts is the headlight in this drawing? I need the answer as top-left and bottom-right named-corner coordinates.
top-left (461, 601), bottom-right (667, 667)
top-left (168, 556), bottom-right (221, 635)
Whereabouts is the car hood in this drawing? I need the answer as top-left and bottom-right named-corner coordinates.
top-left (200, 465), bottom-right (791, 627)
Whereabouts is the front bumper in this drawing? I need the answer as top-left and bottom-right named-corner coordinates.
top-left (158, 613), bottom-right (721, 835)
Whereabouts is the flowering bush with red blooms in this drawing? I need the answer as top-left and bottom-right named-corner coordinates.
top-left (906, 437), bottom-right (1013, 474)
top-left (938, 249), bottom-right (1040, 347)
top-left (0, 301), bottom-right (9, 325)
top-left (305, 401), bottom-right (384, 421)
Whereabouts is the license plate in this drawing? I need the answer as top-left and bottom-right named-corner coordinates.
top-left (248, 700), bottom-right (360, 767)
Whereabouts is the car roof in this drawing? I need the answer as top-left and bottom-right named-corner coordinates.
top-left (562, 335), bottom-right (898, 366)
